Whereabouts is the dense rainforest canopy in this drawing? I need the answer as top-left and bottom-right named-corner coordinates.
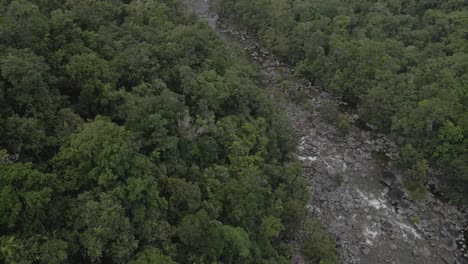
top-left (219, 0), bottom-right (468, 201)
top-left (0, 0), bottom-right (330, 263)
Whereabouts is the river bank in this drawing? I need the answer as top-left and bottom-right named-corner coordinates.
top-left (185, 1), bottom-right (468, 263)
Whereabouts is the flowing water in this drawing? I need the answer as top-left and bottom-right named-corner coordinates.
top-left (185, 1), bottom-right (468, 263)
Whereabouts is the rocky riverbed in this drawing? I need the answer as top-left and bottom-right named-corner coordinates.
top-left (185, 0), bottom-right (468, 263)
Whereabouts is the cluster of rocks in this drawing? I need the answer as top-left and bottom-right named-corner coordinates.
top-left (381, 170), bottom-right (468, 260)
top-left (218, 15), bottom-right (468, 264)
top-left (292, 88), bottom-right (467, 263)
top-left (185, 2), bottom-right (468, 263)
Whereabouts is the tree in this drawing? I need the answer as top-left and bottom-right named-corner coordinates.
top-left (69, 192), bottom-right (138, 263)
top-left (166, 177), bottom-right (201, 222)
top-left (176, 210), bottom-right (225, 262)
top-left (53, 116), bottom-right (169, 248)
top-left (65, 53), bottom-right (117, 116)
top-left (303, 218), bottom-right (339, 264)
top-left (0, 161), bottom-right (57, 234)
top-left (0, 49), bottom-right (52, 115)
top-left (53, 117), bottom-right (146, 190)
top-left (432, 120), bottom-right (463, 158)
top-left (221, 225), bottom-right (251, 263)
top-left (3, 115), bottom-right (47, 157)
top-left (0, 235), bottom-right (69, 264)
top-left (64, 0), bottom-right (124, 30)
top-left (0, 0), bottom-right (50, 54)
top-left (129, 248), bottom-right (177, 264)
top-left (404, 159), bottom-right (429, 200)
top-left (0, 0), bottom-right (311, 262)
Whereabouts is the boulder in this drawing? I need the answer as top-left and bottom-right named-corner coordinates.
top-left (397, 200), bottom-right (410, 210)
top-left (388, 188), bottom-right (405, 203)
top-left (458, 256), bottom-right (468, 264)
top-left (439, 237), bottom-right (457, 251)
top-left (323, 178), bottom-right (335, 191)
top-left (381, 170), bottom-right (398, 187)
top-left (382, 221), bottom-right (394, 232)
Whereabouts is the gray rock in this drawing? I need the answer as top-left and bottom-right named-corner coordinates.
top-left (441, 228), bottom-right (450, 237)
top-left (398, 200), bottom-right (410, 210)
top-left (421, 246), bottom-right (431, 258)
top-left (458, 256), bottom-right (468, 264)
top-left (344, 155), bottom-right (355, 164)
top-left (442, 222), bottom-right (451, 231)
top-left (440, 237), bottom-right (457, 251)
top-left (362, 247), bottom-right (371, 255)
top-left (350, 245), bottom-right (359, 255)
top-left (449, 229), bottom-right (462, 239)
top-left (382, 221), bottom-right (393, 232)
top-left (323, 178), bottom-right (335, 191)
top-left (388, 188), bottom-right (405, 203)
top-left (382, 170), bottom-right (398, 187)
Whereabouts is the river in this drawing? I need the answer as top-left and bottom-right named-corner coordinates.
top-left (185, 0), bottom-right (468, 263)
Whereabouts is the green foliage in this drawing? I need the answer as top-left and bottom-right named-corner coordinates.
top-left (404, 160), bottom-right (429, 201)
top-left (53, 117), bottom-right (152, 190)
top-left (433, 121), bottom-right (463, 158)
top-left (337, 114), bottom-right (351, 137)
top-left (303, 218), bottom-right (340, 264)
top-left (0, 162), bottom-right (57, 233)
top-left (129, 248), bottom-right (177, 264)
top-left (65, 53), bottom-right (117, 116)
top-left (260, 215), bottom-right (284, 238)
top-left (3, 115), bottom-right (48, 156)
top-left (0, 235), bottom-right (69, 264)
top-left (0, 0), bottom-right (309, 263)
top-left (220, 0), bottom-right (468, 202)
top-left (0, 149), bottom-right (7, 161)
top-left (0, 48), bottom-right (52, 115)
top-left (69, 192), bottom-right (138, 263)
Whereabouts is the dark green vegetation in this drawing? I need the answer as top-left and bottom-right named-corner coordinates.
top-left (219, 0), bottom-right (468, 202)
top-left (303, 218), bottom-right (340, 264)
top-left (0, 0), bottom-right (318, 263)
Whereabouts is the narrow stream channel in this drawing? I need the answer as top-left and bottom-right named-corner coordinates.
top-left (185, 1), bottom-right (468, 263)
